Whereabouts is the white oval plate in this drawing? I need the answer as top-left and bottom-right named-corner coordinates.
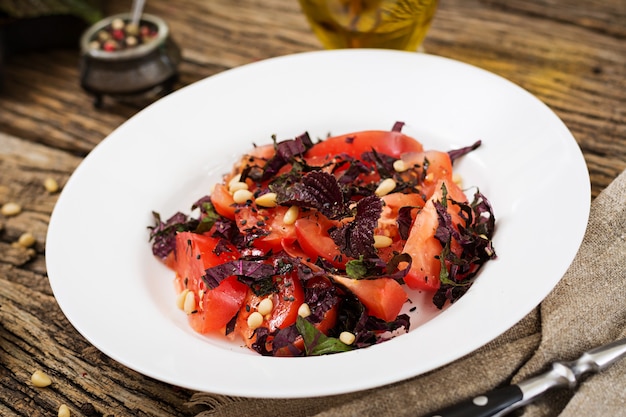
top-left (46, 49), bottom-right (590, 398)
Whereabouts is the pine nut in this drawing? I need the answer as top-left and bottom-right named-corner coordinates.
top-left (43, 177), bottom-right (59, 193)
top-left (255, 192), bottom-right (277, 208)
top-left (339, 331), bottom-right (356, 345)
top-left (229, 181), bottom-right (249, 193)
top-left (297, 303), bottom-right (311, 318)
top-left (176, 289), bottom-right (189, 310)
top-left (257, 297), bottom-right (274, 316)
top-left (283, 205), bottom-right (299, 225)
top-left (228, 173), bottom-right (242, 188)
top-left (1, 202), bottom-right (21, 217)
top-left (58, 404), bottom-right (71, 417)
top-left (232, 189), bottom-right (254, 204)
top-left (183, 291), bottom-right (196, 314)
top-left (31, 370), bottom-right (52, 387)
top-left (375, 178), bottom-right (396, 197)
top-left (247, 311), bottom-right (264, 330)
top-left (393, 160), bottom-right (409, 172)
top-left (373, 235), bottom-right (393, 248)
top-left (17, 232), bottom-right (36, 248)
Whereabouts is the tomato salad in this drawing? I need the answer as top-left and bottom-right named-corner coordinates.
top-left (149, 122), bottom-right (496, 357)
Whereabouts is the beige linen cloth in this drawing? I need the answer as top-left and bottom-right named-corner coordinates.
top-left (189, 169), bottom-right (626, 417)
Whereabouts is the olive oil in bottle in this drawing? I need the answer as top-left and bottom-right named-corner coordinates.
top-left (298, 0), bottom-right (438, 50)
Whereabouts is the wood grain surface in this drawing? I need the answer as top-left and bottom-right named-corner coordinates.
top-left (0, 0), bottom-right (624, 416)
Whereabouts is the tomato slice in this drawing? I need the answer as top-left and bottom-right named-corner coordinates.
top-left (162, 251), bottom-right (178, 271)
top-left (306, 130), bottom-right (424, 159)
top-left (173, 232), bottom-right (248, 333)
top-left (294, 216), bottom-right (348, 269)
top-left (234, 204), bottom-right (296, 253)
top-left (376, 192), bottom-right (426, 240)
top-left (189, 276), bottom-right (249, 334)
top-left (237, 269), bottom-right (305, 349)
top-left (229, 143), bottom-right (276, 178)
top-left (402, 179), bottom-right (468, 291)
top-left (399, 150), bottom-right (454, 200)
top-left (331, 275), bottom-right (407, 322)
top-left (210, 184), bottom-right (236, 220)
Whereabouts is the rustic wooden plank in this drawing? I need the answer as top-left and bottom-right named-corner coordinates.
top-left (481, 0), bottom-right (626, 38)
top-left (0, 274), bottom-right (197, 417)
top-left (0, 131), bottom-right (198, 416)
top-left (0, 132), bottom-right (80, 253)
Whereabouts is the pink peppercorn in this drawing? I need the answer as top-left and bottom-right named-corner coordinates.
top-left (90, 19), bottom-right (159, 52)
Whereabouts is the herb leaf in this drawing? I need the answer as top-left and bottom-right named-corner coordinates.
top-left (261, 132), bottom-right (314, 181)
top-left (275, 171), bottom-right (351, 220)
top-left (448, 140), bottom-right (481, 164)
top-left (431, 187), bottom-right (497, 308)
top-left (330, 195), bottom-right (383, 259)
top-left (192, 197), bottom-right (221, 234)
top-left (202, 260), bottom-right (275, 289)
top-left (296, 316), bottom-right (352, 356)
top-left (148, 211), bottom-right (198, 260)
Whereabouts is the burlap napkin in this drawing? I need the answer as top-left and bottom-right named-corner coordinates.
top-left (188, 169), bottom-right (626, 417)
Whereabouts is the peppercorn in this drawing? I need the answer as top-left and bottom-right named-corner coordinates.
top-left (90, 19), bottom-right (158, 52)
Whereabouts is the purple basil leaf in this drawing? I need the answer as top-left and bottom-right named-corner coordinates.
top-left (433, 200), bottom-right (459, 246)
top-left (304, 277), bottom-right (340, 324)
top-left (433, 285), bottom-right (470, 309)
top-left (471, 190), bottom-right (496, 237)
top-left (210, 217), bottom-right (244, 248)
top-left (213, 238), bottom-right (234, 256)
top-left (261, 153), bottom-right (287, 181)
top-left (397, 205), bottom-right (415, 240)
top-left (191, 195), bottom-right (212, 212)
top-left (337, 159), bottom-right (372, 185)
top-left (272, 325), bottom-right (304, 356)
top-left (448, 140), bottom-right (481, 165)
top-left (250, 327), bottom-right (273, 356)
top-left (202, 259), bottom-right (275, 289)
top-left (391, 121), bottom-right (405, 132)
top-left (277, 132), bottom-right (313, 158)
top-left (275, 171), bottom-right (351, 220)
top-left (261, 132), bottom-right (314, 181)
top-left (385, 252), bottom-right (412, 283)
top-left (148, 211), bottom-right (198, 260)
top-left (429, 186), bottom-right (497, 309)
top-left (330, 195), bottom-right (382, 259)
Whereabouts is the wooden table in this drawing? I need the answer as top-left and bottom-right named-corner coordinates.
top-left (1, 1), bottom-right (624, 415)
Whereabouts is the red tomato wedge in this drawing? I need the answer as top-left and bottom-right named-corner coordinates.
top-left (188, 276), bottom-right (250, 334)
top-left (173, 232), bottom-right (248, 333)
top-left (403, 179), bottom-right (468, 291)
top-left (377, 192), bottom-right (426, 240)
top-left (210, 184), bottom-right (236, 220)
top-left (306, 130), bottom-right (424, 159)
top-left (237, 269), bottom-right (305, 349)
top-left (398, 150), bottom-right (454, 200)
top-left (234, 204), bottom-right (297, 254)
top-left (162, 251), bottom-right (178, 271)
top-left (331, 275), bottom-right (408, 322)
top-left (294, 217), bottom-right (348, 269)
